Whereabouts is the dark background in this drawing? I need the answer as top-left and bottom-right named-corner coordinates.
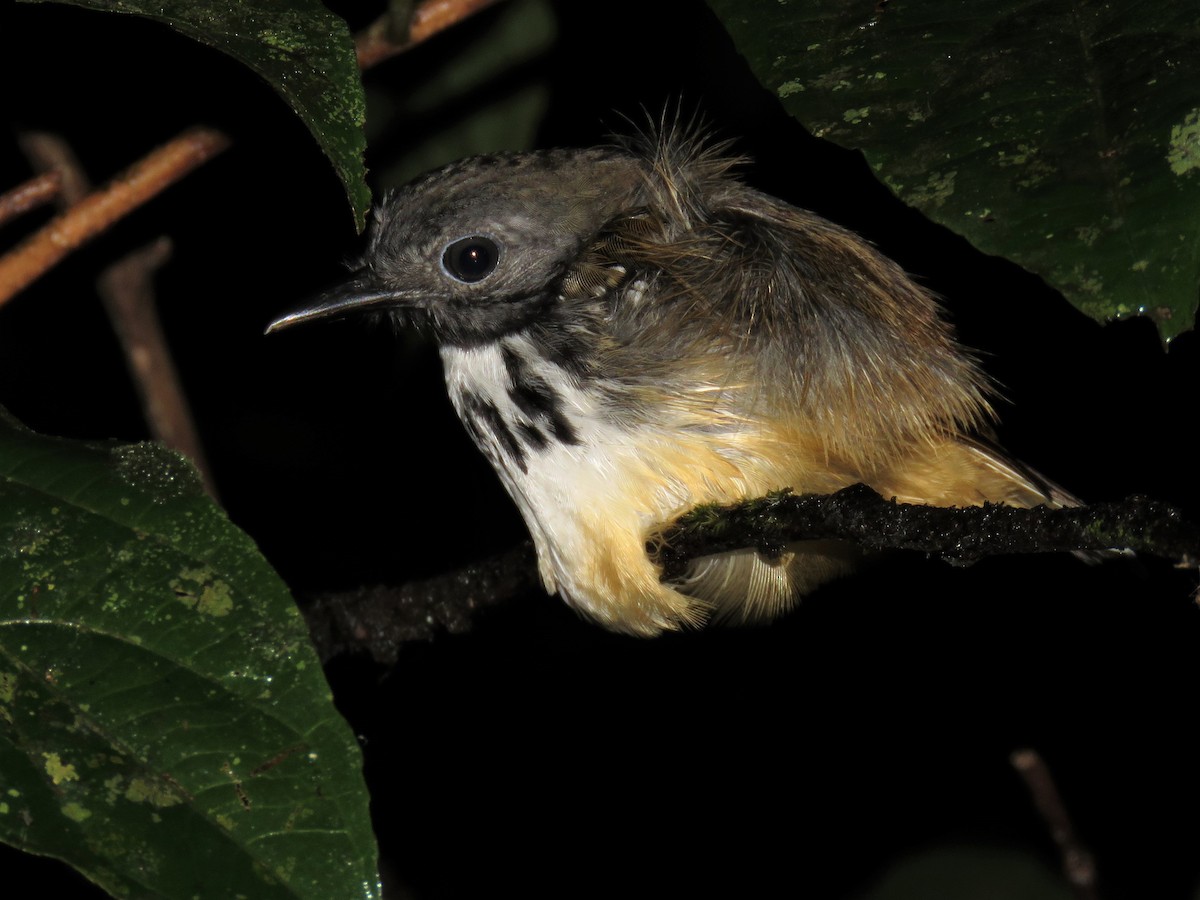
top-left (1, 1), bottom-right (1197, 897)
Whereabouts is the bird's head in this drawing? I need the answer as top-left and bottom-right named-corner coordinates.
top-left (267, 147), bottom-right (646, 345)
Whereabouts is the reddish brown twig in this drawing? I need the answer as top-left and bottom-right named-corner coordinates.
top-left (0, 127), bottom-right (230, 308)
top-left (95, 237), bottom-right (219, 499)
top-left (19, 133), bottom-right (92, 206)
top-left (0, 172), bottom-right (62, 227)
top-left (18, 131), bottom-right (220, 498)
top-left (355, 0), bottom-right (504, 69)
top-left (0, 2), bottom-right (489, 303)
top-left (1011, 748), bottom-right (1100, 900)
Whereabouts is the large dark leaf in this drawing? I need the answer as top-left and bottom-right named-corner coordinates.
top-left (27, 0), bottom-right (371, 230)
top-left (0, 410), bottom-right (379, 899)
top-left (708, 0), bottom-right (1200, 340)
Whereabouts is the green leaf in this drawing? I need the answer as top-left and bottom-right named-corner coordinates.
top-left (28, 0), bottom-right (371, 231)
top-left (0, 410), bottom-right (379, 899)
top-left (862, 845), bottom-right (1070, 899)
top-left (707, 0), bottom-right (1200, 340)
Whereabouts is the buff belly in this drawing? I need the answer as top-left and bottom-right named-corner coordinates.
top-left (440, 338), bottom-right (858, 636)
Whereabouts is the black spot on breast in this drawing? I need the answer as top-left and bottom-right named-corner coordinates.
top-left (517, 422), bottom-right (549, 449)
top-left (500, 344), bottom-right (525, 386)
top-left (501, 345), bottom-right (581, 447)
top-left (460, 391), bottom-right (527, 474)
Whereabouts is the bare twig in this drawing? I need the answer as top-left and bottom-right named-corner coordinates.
top-left (0, 172), bottom-right (62, 227)
top-left (1011, 748), bottom-right (1100, 900)
top-left (0, 127), bottom-right (230, 308)
top-left (355, 0), bottom-right (504, 69)
top-left (18, 131), bottom-right (220, 498)
top-left (96, 238), bottom-right (219, 499)
top-left (1, 5), bottom-right (500, 498)
top-left (19, 133), bottom-right (91, 205)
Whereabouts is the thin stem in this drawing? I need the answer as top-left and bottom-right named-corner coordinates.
top-left (0, 172), bottom-right (62, 227)
top-left (355, 0), bottom-right (504, 69)
top-left (0, 127), bottom-right (230, 308)
top-left (18, 131), bottom-right (220, 498)
top-left (1011, 748), bottom-right (1101, 900)
top-left (19, 132), bottom-right (91, 205)
top-left (97, 238), bottom-right (220, 500)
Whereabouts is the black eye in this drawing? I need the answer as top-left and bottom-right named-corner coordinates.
top-left (442, 235), bottom-right (500, 283)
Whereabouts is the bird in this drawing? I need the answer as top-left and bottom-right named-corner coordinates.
top-left (267, 122), bottom-right (1079, 637)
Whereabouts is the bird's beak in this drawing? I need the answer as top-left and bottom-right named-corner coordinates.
top-left (265, 273), bottom-right (410, 334)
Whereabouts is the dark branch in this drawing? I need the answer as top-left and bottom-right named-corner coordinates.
top-left (301, 542), bottom-right (538, 665)
top-left (651, 485), bottom-right (1198, 579)
top-left (300, 489), bottom-right (1197, 661)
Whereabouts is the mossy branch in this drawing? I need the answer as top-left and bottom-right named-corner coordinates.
top-left (301, 486), bottom-right (1197, 664)
top-left (651, 485), bottom-right (1198, 579)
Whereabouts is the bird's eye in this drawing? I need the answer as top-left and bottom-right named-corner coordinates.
top-left (441, 235), bottom-right (500, 283)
